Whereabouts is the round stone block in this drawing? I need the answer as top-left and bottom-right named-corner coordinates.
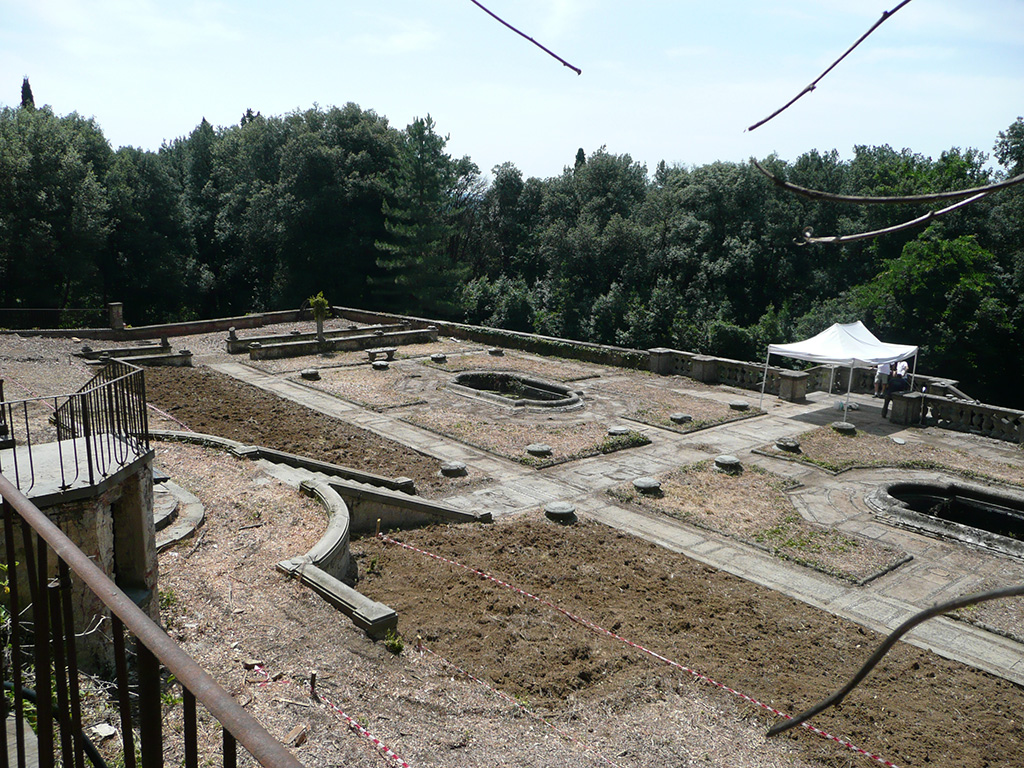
top-left (371, 360), bottom-right (390, 371)
top-left (728, 401), bottom-right (750, 411)
top-left (607, 426), bottom-right (631, 437)
top-left (488, 347), bottom-right (505, 356)
top-left (430, 353), bottom-right (447, 363)
top-left (544, 501), bottom-right (577, 524)
top-left (526, 443), bottom-right (552, 457)
top-left (775, 437), bottom-right (800, 453)
top-left (632, 476), bottom-right (661, 494)
top-left (891, 436), bottom-right (906, 445)
top-left (440, 461), bottom-right (468, 477)
top-left (831, 421), bottom-right (857, 436)
top-left (669, 413), bottom-right (693, 425)
top-left (714, 454), bottom-right (742, 473)
top-left (300, 368), bottom-right (320, 381)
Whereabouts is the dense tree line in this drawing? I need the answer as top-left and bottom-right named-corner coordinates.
top-left (1, 89), bottom-right (1021, 405)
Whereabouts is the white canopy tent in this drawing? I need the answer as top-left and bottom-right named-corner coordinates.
top-left (758, 321), bottom-right (918, 420)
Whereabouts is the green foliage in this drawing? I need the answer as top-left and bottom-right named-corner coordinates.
top-left (0, 97), bottom-right (1022, 406)
top-left (382, 629), bottom-right (404, 655)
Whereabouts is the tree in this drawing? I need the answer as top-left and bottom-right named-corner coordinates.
top-left (376, 115), bottom-right (480, 318)
top-left (854, 232), bottom-right (1016, 404)
top-left (102, 147), bottom-right (195, 323)
top-left (0, 106), bottom-right (109, 324)
top-left (20, 77), bottom-right (34, 110)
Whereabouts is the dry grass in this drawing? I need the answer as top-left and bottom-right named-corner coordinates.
top-left (422, 350), bottom-right (606, 381)
top-left (403, 404), bottom-right (649, 467)
top-left (611, 462), bottom-right (908, 583)
top-left (292, 366), bottom-right (429, 410)
top-left (588, 378), bottom-right (757, 433)
top-left (761, 426), bottom-right (1024, 485)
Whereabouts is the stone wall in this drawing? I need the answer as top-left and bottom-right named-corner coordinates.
top-left (1, 456), bottom-right (156, 673)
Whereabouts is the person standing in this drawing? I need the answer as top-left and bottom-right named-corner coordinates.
top-left (874, 361), bottom-right (892, 397)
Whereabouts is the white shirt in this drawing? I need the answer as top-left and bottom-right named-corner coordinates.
top-left (896, 360), bottom-right (909, 376)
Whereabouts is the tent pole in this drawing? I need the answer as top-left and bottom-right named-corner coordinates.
top-left (758, 351), bottom-right (771, 411)
top-left (844, 366), bottom-right (854, 422)
top-left (910, 353), bottom-right (919, 391)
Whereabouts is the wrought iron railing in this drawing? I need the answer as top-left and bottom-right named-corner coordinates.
top-left (1, 473), bottom-right (306, 768)
top-left (0, 361), bottom-right (150, 494)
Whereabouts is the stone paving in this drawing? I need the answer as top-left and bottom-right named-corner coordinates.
top-left (203, 352), bottom-right (1024, 688)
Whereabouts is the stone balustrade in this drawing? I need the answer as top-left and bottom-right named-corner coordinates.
top-left (920, 394), bottom-right (1024, 443)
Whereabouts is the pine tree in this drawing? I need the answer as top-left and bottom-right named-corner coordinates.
top-left (376, 116), bottom-right (480, 318)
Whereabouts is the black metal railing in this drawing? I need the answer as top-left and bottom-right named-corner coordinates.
top-left (0, 361), bottom-right (150, 494)
top-left (1, 473), bottom-right (306, 768)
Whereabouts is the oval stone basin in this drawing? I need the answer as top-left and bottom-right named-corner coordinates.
top-left (449, 371), bottom-right (582, 409)
top-left (866, 479), bottom-right (1024, 559)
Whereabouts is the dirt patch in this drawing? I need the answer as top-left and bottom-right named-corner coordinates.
top-left (609, 462), bottom-right (908, 583)
top-left (351, 518), bottom-right (1024, 768)
top-left (144, 366), bottom-right (459, 497)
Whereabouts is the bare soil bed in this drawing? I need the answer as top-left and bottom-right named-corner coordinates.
top-left (137, 364), bottom-right (1024, 768)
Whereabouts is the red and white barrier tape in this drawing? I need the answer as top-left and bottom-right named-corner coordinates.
top-left (250, 665), bottom-right (412, 768)
top-left (379, 534), bottom-right (901, 768)
top-left (417, 640), bottom-right (626, 768)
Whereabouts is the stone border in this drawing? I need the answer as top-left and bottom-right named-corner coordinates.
top-left (149, 429), bottom-right (490, 638)
top-left (448, 371), bottom-right (583, 410)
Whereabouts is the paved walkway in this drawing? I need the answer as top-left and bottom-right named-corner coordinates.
top-left (208, 359), bottom-right (1024, 687)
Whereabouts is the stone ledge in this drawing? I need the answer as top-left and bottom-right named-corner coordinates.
top-left (276, 559), bottom-right (397, 639)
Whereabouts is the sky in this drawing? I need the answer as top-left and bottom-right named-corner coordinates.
top-left (2, 0), bottom-right (1023, 181)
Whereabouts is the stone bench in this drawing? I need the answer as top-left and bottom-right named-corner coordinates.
top-left (366, 347), bottom-right (397, 362)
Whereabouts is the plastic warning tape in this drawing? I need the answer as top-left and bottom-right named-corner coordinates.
top-left (379, 534), bottom-right (901, 768)
top-left (417, 640), bottom-right (627, 768)
top-left (251, 665), bottom-right (412, 768)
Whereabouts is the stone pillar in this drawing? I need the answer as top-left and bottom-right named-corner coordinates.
top-left (889, 392), bottom-right (923, 425)
top-left (690, 355), bottom-right (719, 384)
top-left (778, 370), bottom-right (809, 403)
top-left (111, 458), bottom-right (159, 620)
top-left (647, 347), bottom-right (676, 375)
top-left (108, 302), bottom-right (124, 330)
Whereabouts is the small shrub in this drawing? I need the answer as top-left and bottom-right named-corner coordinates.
top-left (383, 629), bottom-right (404, 655)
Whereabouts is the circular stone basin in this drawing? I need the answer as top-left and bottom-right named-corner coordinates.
top-left (831, 421), bottom-right (856, 435)
top-left (450, 371), bottom-right (581, 409)
top-left (544, 501), bottom-right (577, 524)
top-left (775, 437), bottom-right (800, 453)
top-left (300, 368), bottom-right (320, 381)
top-left (440, 461), bottom-right (467, 477)
top-left (867, 480), bottom-right (1024, 559)
top-left (633, 477), bottom-right (661, 494)
top-left (669, 413), bottom-right (693, 425)
top-left (729, 401), bottom-right (750, 411)
top-left (430, 353), bottom-right (447, 363)
top-left (371, 360), bottom-right (390, 371)
top-left (714, 455), bottom-right (742, 473)
top-left (488, 347), bottom-right (504, 356)
top-left (526, 443), bottom-right (552, 457)
top-left (607, 426), bottom-right (632, 436)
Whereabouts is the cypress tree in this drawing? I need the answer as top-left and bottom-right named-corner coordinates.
top-left (20, 76), bottom-right (34, 110)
